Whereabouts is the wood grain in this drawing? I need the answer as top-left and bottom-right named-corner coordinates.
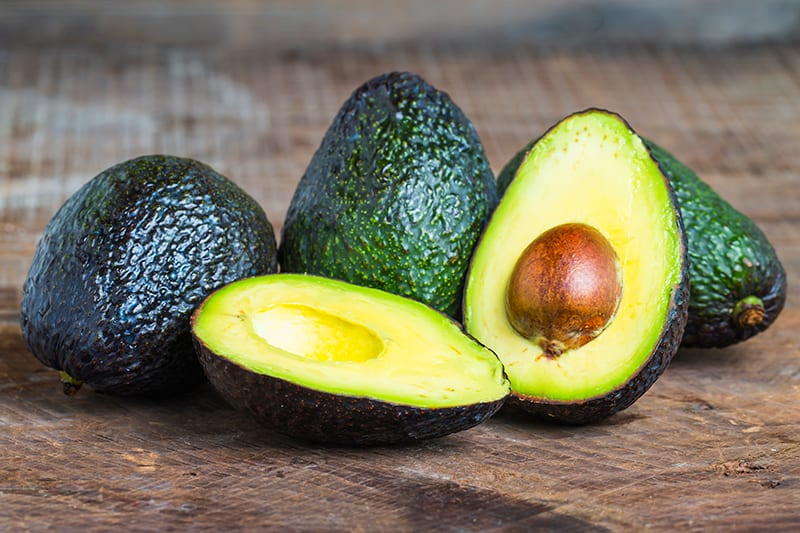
top-left (1, 6), bottom-right (799, 531)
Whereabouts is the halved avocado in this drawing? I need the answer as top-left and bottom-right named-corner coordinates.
top-left (464, 109), bottom-right (688, 424)
top-left (191, 274), bottom-right (510, 445)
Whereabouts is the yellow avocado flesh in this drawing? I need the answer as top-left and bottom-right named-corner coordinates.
top-left (193, 274), bottom-right (510, 408)
top-left (465, 111), bottom-right (683, 401)
top-left (250, 304), bottom-right (385, 364)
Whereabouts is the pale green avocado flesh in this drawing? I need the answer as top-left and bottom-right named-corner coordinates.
top-left (193, 274), bottom-right (510, 408)
top-left (465, 110), bottom-right (684, 402)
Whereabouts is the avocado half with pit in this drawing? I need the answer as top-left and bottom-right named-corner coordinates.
top-left (191, 274), bottom-right (510, 445)
top-left (464, 109), bottom-right (689, 424)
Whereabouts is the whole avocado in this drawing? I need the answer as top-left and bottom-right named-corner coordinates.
top-left (643, 140), bottom-right (786, 347)
top-left (279, 71), bottom-right (497, 317)
top-left (497, 137), bottom-right (786, 348)
top-left (20, 155), bottom-right (278, 396)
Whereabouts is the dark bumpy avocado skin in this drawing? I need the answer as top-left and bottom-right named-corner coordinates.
top-left (643, 141), bottom-right (786, 348)
top-left (279, 71), bottom-right (497, 317)
top-left (497, 137), bottom-right (786, 348)
top-left (193, 336), bottom-right (506, 446)
top-left (20, 155), bottom-right (278, 396)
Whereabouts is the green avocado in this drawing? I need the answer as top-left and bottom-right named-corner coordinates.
top-left (498, 135), bottom-right (787, 348)
top-left (641, 140), bottom-right (786, 348)
top-left (20, 155), bottom-right (278, 396)
top-left (279, 71), bottom-right (497, 317)
top-left (465, 109), bottom-right (688, 424)
top-left (191, 274), bottom-right (510, 446)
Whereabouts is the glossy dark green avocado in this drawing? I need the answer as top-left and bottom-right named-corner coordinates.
top-left (643, 140), bottom-right (786, 348)
top-left (279, 71), bottom-right (497, 317)
top-left (498, 137), bottom-right (786, 348)
top-left (20, 155), bottom-right (278, 396)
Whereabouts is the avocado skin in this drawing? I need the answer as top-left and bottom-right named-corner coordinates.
top-left (193, 335), bottom-right (506, 446)
top-left (643, 140), bottom-right (786, 348)
top-left (497, 136), bottom-right (786, 348)
top-left (279, 71), bottom-right (497, 317)
top-left (20, 155), bottom-right (278, 396)
top-left (496, 143), bottom-right (528, 196)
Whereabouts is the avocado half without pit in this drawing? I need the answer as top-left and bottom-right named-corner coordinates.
top-left (191, 274), bottom-right (510, 445)
top-left (464, 109), bottom-right (689, 424)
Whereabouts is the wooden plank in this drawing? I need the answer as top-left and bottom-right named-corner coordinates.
top-left (0, 17), bottom-right (798, 531)
top-left (2, 43), bottom-right (799, 305)
top-left (2, 316), bottom-right (798, 530)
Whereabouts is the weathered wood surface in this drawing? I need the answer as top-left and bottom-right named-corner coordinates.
top-left (1, 4), bottom-right (799, 531)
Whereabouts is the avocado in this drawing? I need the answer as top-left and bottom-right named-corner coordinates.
top-left (279, 71), bottom-right (497, 317)
top-left (642, 140), bottom-right (786, 348)
top-left (20, 155), bottom-right (278, 396)
top-left (465, 109), bottom-right (688, 424)
top-left (191, 273), bottom-right (510, 446)
top-left (499, 136), bottom-right (787, 348)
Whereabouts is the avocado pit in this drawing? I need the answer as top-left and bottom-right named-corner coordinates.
top-left (505, 223), bottom-right (623, 358)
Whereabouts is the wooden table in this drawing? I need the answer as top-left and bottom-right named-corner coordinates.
top-left (1, 4), bottom-right (798, 531)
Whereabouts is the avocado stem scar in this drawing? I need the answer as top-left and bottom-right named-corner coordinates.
top-left (59, 371), bottom-right (83, 396)
top-left (734, 296), bottom-right (766, 328)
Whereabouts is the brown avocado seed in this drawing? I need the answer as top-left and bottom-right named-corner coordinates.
top-left (506, 223), bottom-right (622, 358)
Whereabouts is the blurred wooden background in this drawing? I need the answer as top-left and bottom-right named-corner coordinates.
top-left (1, 2), bottom-right (799, 531)
top-left (4, 0), bottom-right (800, 47)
